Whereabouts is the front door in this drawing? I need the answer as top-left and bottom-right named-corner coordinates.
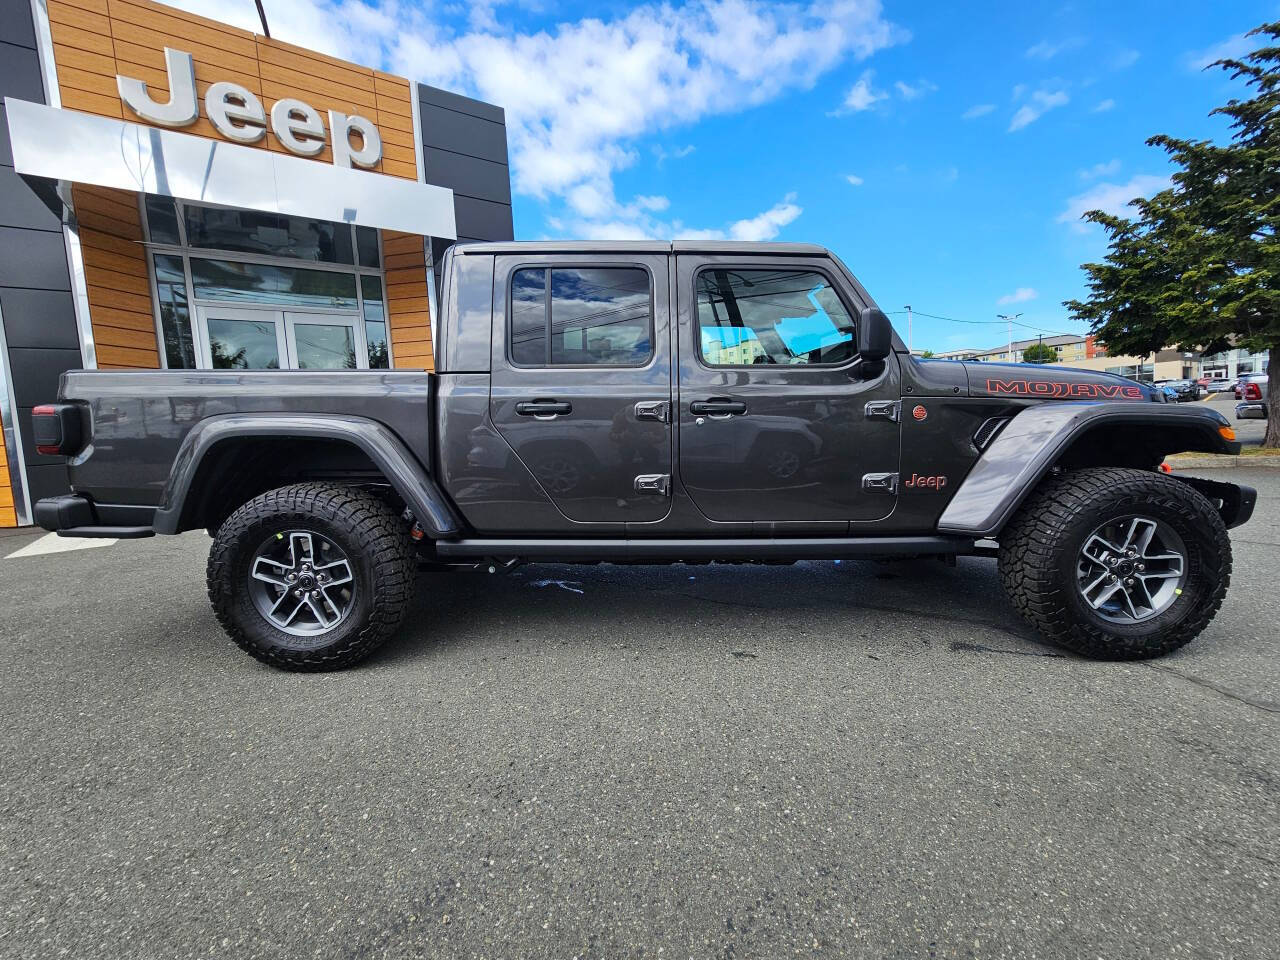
top-left (489, 254), bottom-right (673, 525)
top-left (675, 256), bottom-right (901, 525)
top-left (195, 305), bottom-right (366, 369)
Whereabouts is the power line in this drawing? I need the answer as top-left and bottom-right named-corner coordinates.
top-left (885, 309), bottom-right (1083, 338)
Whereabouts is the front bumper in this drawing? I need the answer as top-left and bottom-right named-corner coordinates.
top-left (35, 494), bottom-right (156, 538)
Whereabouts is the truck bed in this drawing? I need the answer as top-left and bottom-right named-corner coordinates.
top-left (59, 370), bottom-right (434, 507)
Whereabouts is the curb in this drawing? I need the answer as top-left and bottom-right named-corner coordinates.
top-left (1168, 455), bottom-right (1280, 469)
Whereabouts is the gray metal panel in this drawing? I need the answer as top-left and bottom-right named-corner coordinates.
top-left (0, 287), bottom-right (78, 348)
top-left (0, 0), bottom-right (37, 48)
top-left (421, 146), bottom-right (511, 204)
top-left (0, 224), bottom-right (69, 288)
top-left (417, 103), bottom-right (509, 161)
top-left (7, 345), bottom-right (78, 403)
top-left (0, 43), bottom-right (43, 100)
top-left (417, 84), bottom-right (505, 125)
top-left (452, 194), bottom-right (514, 241)
top-left (0, 163), bottom-right (58, 230)
top-left (0, 103), bottom-right (12, 166)
top-left (22, 461), bottom-right (67, 502)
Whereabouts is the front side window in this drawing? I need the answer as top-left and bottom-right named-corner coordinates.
top-left (510, 266), bottom-right (652, 366)
top-left (697, 268), bottom-right (857, 366)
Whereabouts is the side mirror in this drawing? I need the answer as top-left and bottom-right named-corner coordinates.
top-left (858, 307), bottom-right (892, 362)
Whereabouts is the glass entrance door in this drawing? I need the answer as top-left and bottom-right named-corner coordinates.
top-left (195, 305), bottom-right (366, 370)
top-left (285, 313), bottom-right (365, 370)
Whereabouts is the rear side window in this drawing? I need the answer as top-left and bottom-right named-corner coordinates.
top-left (697, 268), bottom-right (857, 366)
top-left (509, 266), bottom-right (652, 366)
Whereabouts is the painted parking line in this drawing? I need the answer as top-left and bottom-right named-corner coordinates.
top-left (4, 533), bottom-right (118, 559)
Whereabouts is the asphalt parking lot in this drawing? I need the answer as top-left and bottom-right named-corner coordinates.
top-left (1, 468), bottom-right (1277, 960)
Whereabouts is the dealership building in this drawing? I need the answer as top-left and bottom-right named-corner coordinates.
top-left (0, 0), bottom-right (514, 527)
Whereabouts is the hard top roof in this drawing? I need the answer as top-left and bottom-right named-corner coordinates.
top-left (451, 240), bottom-right (831, 256)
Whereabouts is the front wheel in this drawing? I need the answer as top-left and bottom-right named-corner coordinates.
top-left (998, 467), bottom-right (1231, 659)
top-left (207, 483), bottom-right (416, 671)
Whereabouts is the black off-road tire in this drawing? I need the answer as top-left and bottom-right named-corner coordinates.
top-left (207, 483), bottom-right (415, 671)
top-left (998, 467), bottom-right (1231, 659)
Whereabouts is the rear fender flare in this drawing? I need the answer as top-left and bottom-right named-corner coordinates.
top-left (936, 402), bottom-right (1238, 538)
top-left (152, 413), bottom-right (461, 537)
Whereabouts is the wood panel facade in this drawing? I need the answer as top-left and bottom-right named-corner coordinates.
top-left (45, 0), bottom-right (433, 370)
top-left (0, 435), bottom-right (14, 528)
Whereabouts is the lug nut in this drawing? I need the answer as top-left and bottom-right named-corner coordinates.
top-left (1110, 558), bottom-right (1119, 567)
top-left (1107, 574), bottom-right (1117, 583)
top-left (287, 573), bottom-right (297, 582)
top-left (294, 589), bottom-right (303, 597)
top-left (1124, 578), bottom-right (1134, 586)
top-left (1137, 563), bottom-right (1145, 571)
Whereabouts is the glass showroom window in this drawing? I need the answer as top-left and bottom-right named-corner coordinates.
top-left (144, 198), bottom-right (390, 370)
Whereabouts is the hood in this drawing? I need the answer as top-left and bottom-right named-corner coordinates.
top-left (963, 361), bottom-right (1156, 402)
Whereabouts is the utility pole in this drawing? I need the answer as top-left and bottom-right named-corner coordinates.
top-left (904, 305), bottom-right (912, 354)
top-left (997, 313), bottom-right (1022, 361)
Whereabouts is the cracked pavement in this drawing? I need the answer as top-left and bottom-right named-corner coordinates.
top-left (0, 468), bottom-right (1276, 959)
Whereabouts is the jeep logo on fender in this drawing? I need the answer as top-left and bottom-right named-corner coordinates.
top-left (985, 378), bottom-right (1145, 400)
top-left (903, 473), bottom-right (947, 490)
top-left (117, 48), bottom-right (382, 169)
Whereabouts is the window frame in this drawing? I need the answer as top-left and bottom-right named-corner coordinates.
top-left (505, 260), bottom-right (657, 370)
top-left (692, 262), bottom-right (864, 371)
top-left (140, 196), bottom-right (391, 370)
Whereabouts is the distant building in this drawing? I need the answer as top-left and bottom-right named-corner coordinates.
top-left (933, 334), bottom-right (1102, 364)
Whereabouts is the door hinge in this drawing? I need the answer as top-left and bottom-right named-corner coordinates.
top-left (862, 472), bottom-right (898, 494)
top-left (634, 474), bottom-right (671, 496)
top-left (864, 400), bottom-right (900, 422)
top-left (635, 400), bottom-right (671, 423)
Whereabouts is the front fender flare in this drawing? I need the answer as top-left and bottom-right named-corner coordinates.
top-left (936, 402), bottom-right (1238, 538)
top-left (152, 413), bottom-right (461, 537)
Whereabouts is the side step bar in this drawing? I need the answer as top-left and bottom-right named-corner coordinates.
top-left (434, 536), bottom-right (975, 563)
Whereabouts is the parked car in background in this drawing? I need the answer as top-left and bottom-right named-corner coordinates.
top-left (1154, 379), bottom-right (1198, 402)
top-left (1236, 374), bottom-right (1269, 419)
top-left (1204, 378), bottom-right (1234, 394)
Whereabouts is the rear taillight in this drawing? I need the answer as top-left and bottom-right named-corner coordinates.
top-left (32, 403), bottom-right (84, 456)
top-left (1244, 383), bottom-right (1262, 401)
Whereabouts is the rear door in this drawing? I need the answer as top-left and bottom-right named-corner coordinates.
top-left (675, 255), bottom-right (901, 525)
top-left (489, 253), bottom-right (672, 525)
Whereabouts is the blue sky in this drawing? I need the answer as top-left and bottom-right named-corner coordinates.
top-left (173, 0), bottom-right (1277, 352)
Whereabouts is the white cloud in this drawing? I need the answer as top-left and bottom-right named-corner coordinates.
top-left (1188, 33), bottom-right (1254, 71)
top-left (1026, 37), bottom-right (1084, 60)
top-left (1009, 89), bottom-right (1069, 131)
top-left (725, 195), bottom-right (804, 240)
top-left (845, 173), bottom-right (864, 186)
top-left (1057, 174), bottom-right (1171, 232)
top-left (1079, 158), bottom-right (1120, 179)
top-left (962, 103), bottom-right (995, 119)
top-left (997, 287), bottom-right (1038, 306)
top-left (1092, 98), bottom-right (1116, 113)
top-left (894, 78), bottom-right (937, 100)
top-left (1110, 48), bottom-right (1140, 69)
top-left (164, 0), bottom-right (904, 238)
top-left (837, 69), bottom-right (888, 113)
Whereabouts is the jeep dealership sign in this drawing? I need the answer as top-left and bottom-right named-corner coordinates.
top-left (117, 48), bottom-right (383, 169)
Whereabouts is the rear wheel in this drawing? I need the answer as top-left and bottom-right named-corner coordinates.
top-left (207, 483), bottom-right (415, 671)
top-left (998, 467), bottom-right (1231, 659)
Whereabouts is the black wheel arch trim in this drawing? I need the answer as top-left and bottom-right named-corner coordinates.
top-left (152, 413), bottom-right (462, 537)
top-left (937, 402), bottom-right (1244, 538)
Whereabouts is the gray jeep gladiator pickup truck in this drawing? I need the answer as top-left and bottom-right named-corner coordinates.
top-left (31, 241), bottom-right (1256, 670)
